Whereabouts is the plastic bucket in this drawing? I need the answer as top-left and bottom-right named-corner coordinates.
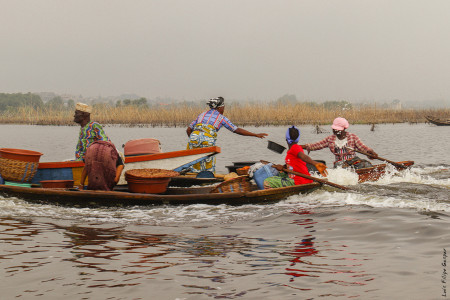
top-left (253, 164), bottom-right (279, 190)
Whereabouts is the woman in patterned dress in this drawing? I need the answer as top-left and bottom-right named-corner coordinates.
top-left (186, 97), bottom-right (268, 173)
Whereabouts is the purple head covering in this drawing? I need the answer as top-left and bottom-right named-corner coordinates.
top-left (285, 126), bottom-right (300, 144)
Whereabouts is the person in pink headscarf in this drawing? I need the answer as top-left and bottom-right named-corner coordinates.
top-left (303, 117), bottom-right (378, 168)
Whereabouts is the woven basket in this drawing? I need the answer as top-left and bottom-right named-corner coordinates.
top-left (0, 157), bottom-right (39, 183)
top-left (210, 176), bottom-right (251, 193)
top-left (125, 168), bottom-right (180, 179)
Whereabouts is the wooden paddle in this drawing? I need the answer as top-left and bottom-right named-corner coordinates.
top-left (281, 167), bottom-right (352, 191)
top-left (345, 147), bottom-right (408, 169)
top-left (260, 160), bottom-right (351, 191)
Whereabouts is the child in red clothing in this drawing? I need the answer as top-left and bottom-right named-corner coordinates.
top-left (264, 126), bottom-right (327, 189)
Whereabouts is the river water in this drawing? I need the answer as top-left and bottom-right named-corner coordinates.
top-left (0, 123), bottom-right (449, 300)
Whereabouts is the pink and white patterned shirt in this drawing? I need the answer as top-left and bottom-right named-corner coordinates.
top-left (305, 133), bottom-right (374, 163)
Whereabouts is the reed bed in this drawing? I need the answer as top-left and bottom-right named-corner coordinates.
top-left (0, 103), bottom-right (448, 127)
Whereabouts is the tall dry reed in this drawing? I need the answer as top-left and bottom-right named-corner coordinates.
top-left (0, 103), bottom-right (448, 126)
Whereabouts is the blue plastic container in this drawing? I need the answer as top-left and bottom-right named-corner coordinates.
top-left (0, 174), bottom-right (4, 185)
top-left (253, 163), bottom-right (279, 190)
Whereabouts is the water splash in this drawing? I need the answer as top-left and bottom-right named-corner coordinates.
top-left (0, 166), bottom-right (448, 223)
top-left (325, 168), bottom-right (359, 185)
top-left (368, 165), bottom-right (450, 187)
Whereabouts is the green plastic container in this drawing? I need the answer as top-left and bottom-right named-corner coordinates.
top-left (5, 181), bottom-right (32, 188)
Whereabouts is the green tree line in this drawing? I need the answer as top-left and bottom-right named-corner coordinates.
top-left (0, 93), bottom-right (78, 111)
top-left (0, 92), bottom-right (357, 112)
top-left (0, 93), bottom-right (44, 111)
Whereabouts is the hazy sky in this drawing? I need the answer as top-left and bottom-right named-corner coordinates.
top-left (1, 0), bottom-right (450, 104)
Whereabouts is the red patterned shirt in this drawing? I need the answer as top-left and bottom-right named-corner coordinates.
top-left (305, 133), bottom-right (374, 163)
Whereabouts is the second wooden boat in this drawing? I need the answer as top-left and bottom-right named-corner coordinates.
top-left (355, 161), bottom-right (414, 183)
top-left (0, 181), bottom-right (322, 207)
top-left (425, 116), bottom-right (450, 126)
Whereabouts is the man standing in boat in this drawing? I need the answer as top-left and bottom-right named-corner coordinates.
top-left (73, 103), bottom-right (124, 190)
top-left (186, 97), bottom-right (268, 173)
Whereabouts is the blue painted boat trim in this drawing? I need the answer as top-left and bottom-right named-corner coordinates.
top-left (32, 168), bottom-right (74, 184)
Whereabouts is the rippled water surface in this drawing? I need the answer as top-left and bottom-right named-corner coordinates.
top-left (1, 123), bottom-right (449, 299)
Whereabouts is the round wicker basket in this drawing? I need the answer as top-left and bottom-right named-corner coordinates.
top-left (0, 148), bottom-right (43, 183)
top-left (0, 158), bottom-right (40, 183)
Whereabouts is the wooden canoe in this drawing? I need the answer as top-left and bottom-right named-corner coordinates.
top-left (425, 116), bottom-right (450, 126)
top-left (0, 181), bottom-right (322, 207)
top-left (32, 146), bottom-right (221, 186)
top-left (355, 160), bottom-right (414, 183)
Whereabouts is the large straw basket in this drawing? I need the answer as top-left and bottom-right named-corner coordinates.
top-left (210, 176), bottom-right (251, 193)
top-left (125, 168), bottom-right (179, 179)
top-left (0, 148), bottom-right (43, 183)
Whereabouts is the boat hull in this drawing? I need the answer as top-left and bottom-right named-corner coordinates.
top-left (32, 146), bottom-right (221, 186)
top-left (355, 160), bottom-right (414, 183)
top-left (0, 182), bottom-right (322, 206)
top-left (425, 116), bottom-right (450, 126)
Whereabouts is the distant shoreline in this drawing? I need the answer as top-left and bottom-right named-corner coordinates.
top-left (0, 122), bottom-right (434, 127)
top-left (0, 104), bottom-right (448, 126)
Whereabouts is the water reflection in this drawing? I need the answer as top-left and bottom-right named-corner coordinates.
top-left (1, 217), bottom-right (275, 298)
top-left (57, 224), bottom-right (180, 285)
top-left (281, 209), bottom-right (377, 298)
top-left (284, 210), bottom-right (319, 282)
top-left (1, 205), bottom-right (436, 300)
